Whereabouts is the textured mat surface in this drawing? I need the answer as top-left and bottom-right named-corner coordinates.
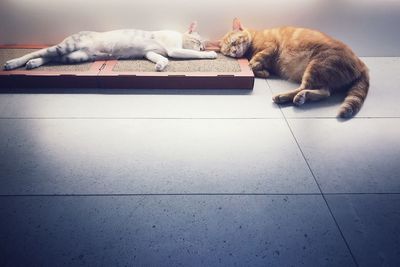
top-left (113, 54), bottom-right (241, 72)
top-left (0, 48), bottom-right (93, 71)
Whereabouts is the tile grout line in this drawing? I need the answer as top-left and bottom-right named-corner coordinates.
top-left (265, 78), bottom-right (360, 267)
top-left (0, 117), bottom-right (399, 120)
top-left (0, 117), bottom-right (284, 120)
top-left (0, 193), bottom-right (323, 197)
top-left (1, 192), bottom-right (399, 197)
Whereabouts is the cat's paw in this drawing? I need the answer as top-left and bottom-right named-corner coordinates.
top-left (254, 70), bottom-right (269, 78)
top-left (249, 60), bottom-right (262, 71)
top-left (3, 63), bottom-right (11, 70)
top-left (3, 59), bottom-right (21, 70)
top-left (272, 93), bottom-right (291, 104)
top-left (26, 59), bottom-right (42, 70)
top-left (293, 91), bottom-right (307, 105)
top-left (204, 51), bottom-right (217, 59)
top-left (249, 60), bottom-right (269, 78)
top-left (155, 58), bottom-right (169, 71)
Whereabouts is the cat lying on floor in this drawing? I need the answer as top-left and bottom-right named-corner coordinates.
top-left (3, 22), bottom-right (217, 71)
top-left (218, 18), bottom-right (369, 118)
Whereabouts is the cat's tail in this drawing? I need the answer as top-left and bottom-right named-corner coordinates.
top-left (337, 70), bottom-right (369, 118)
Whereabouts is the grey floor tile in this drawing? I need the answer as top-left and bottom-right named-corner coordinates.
top-left (0, 79), bottom-right (282, 119)
top-left (268, 57), bottom-right (400, 118)
top-left (359, 57), bottom-right (400, 117)
top-left (0, 195), bottom-right (355, 267)
top-left (0, 119), bottom-right (318, 194)
top-left (288, 119), bottom-right (400, 193)
top-left (326, 194), bottom-right (400, 267)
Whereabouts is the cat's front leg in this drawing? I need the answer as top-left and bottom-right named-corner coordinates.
top-left (167, 49), bottom-right (217, 59)
top-left (200, 51), bottom-right (218, 59)
top-left (155, 58), bottom-right (169, 71)
top-left (249, 46), bottom-right (277, 78)
top-left (249, 59), bottom-right (270, 78)
top-left (145, 52), bottom-right (169, 71)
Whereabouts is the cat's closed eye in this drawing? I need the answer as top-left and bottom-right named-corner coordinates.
top-left (230, 39), bottom-right (238, 45)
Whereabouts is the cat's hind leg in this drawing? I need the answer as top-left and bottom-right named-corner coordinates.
top-left (272, 86), bottom-right (331, 105)
top-left (60, 50), bottom-right (91, 64)
top-left (26, 57), bottom-right (52, 69)
top-left (145, 52), bottom-right (169, 71)
top-left (293, 88), bottom-right (331, 105)
top-left (272, 88), bottom-right (304, 104)
top-left (272, 86), bottom-right (330, 105)
top-left (4, 38), bottom-right (80, 70)
top-left (3, 47), bottom-right (53, 70)
top-left (290, 60), bottom-right (332, 105)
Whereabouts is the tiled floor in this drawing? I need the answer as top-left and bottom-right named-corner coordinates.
top-left (1, 57), bottom-right (399, 266)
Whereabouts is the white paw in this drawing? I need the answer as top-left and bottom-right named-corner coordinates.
top-left (293, 92), bottom-right (306, 105)
top-left (204, 51), bottom-right (218, 59)
top-left (155, 59), bottom-right (168, 71)
top-left (26, 59), bottom-right (42, 69)
top-left (3, 59), bottom-right (22, 70)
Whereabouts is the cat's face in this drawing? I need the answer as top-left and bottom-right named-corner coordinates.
top-left (220, 18), bottom-right (251, 58)
top-left (182, 21), bottom-right (205, 51)
top-left (182, 32), bottom-right (205, 51)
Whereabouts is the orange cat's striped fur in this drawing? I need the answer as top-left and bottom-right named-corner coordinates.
top-left (219, 18), bottom-right (369, 118)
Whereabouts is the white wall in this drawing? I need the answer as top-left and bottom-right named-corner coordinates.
top-left (0, 0), bottom-right (399, 56)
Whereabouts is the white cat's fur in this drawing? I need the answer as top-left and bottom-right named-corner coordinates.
top-left (4, 22), bottom-right (217, 71)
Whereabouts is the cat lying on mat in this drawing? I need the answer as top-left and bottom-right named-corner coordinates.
top-left (218, 18), bottom-right (369, 118)
top-left (3, 22), bottom-right (217, 71)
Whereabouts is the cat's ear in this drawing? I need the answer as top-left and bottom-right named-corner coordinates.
top-left (188, 21), bottom-right (198, 33)
top-left (233, 18), bottom-right (244, 31)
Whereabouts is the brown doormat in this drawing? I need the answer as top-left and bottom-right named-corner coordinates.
top-left (0, 46), bottom-right (254, 89)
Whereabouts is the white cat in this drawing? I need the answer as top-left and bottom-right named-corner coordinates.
top-left (3, 22), bottom-right (217, 71)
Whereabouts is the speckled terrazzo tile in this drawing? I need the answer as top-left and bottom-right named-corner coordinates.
top-left (0, 119), bottom-right (317, 195)
top-left (326, 194), bottom-right (400, 267)
top-left (0, 79), bottom-right (281, 118)
top-left (288, 118), bottom-right (400, 193)
top-left (0, 195), bottom-right (355, 266)
top-left (268, 57), bottom-right (400, 118)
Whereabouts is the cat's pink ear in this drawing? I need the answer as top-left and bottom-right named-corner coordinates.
top-left (233, 18), bottom-right (244, 31)
top-left (188, 21), bottom-right (198, 33)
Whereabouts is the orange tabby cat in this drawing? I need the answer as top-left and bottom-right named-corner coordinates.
top-left (219, 18), bottom-right (369, 118)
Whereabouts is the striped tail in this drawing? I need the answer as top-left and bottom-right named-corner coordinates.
top-left (337, 71), bottom-right (369, 118)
